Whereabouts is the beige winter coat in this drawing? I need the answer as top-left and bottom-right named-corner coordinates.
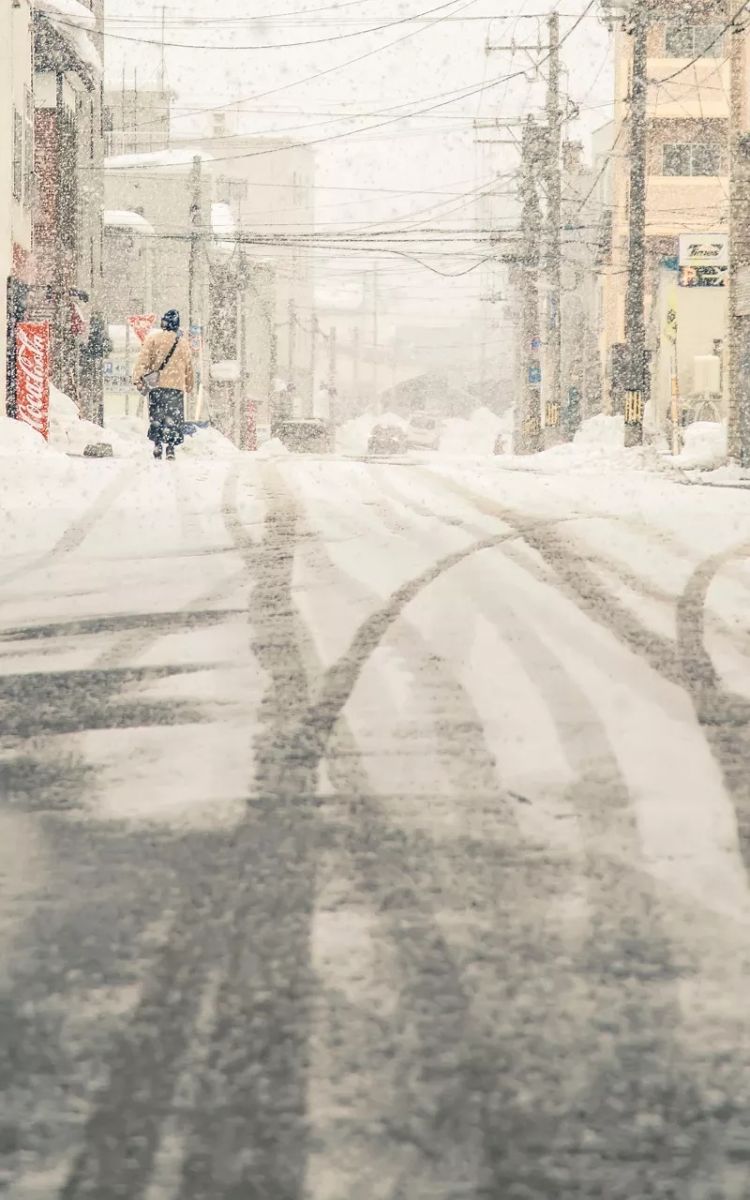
top-left (133, 330), bottom-right (195, 394)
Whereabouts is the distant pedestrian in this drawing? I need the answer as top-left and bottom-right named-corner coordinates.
top-left (133, 310), bottom-right (194, 460)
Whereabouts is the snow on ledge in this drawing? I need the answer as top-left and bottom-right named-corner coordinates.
top-left (105, 148), bottom-right (214, 173)
top-left (36, 0), bottom-right (96, 31)
top-left (37, 1), bottom-right (102, 78)
top-left (210, 360), bottom-right (241, 383)
top-left (104, 210), bottom-right (155, 235)
top-left (211, 203), bottom-right (236, 237)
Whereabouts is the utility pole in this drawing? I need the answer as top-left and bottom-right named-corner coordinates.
top-left (269, 325), bottom-right (278, 423)
top-left (288, 296), bottom-right (296, 394)
top-left (328, 325), bottom-right (337, 425)
top-left (519, 117), bottom-right (543, 453)
top-left (238, 249), bottom-right (254, 451)
top-left (160, 5), bottom-right (166, 96)
top-left (187, 154), bottom-right (201, 339)
top-left (728, 10), bottom-right (750, 465)
top-left (544, 12), bottom-right (562, 437)
top-left (623, 0), bottom-right (648, 447)
top-left (310, 314), bottom-right (318, 416)
top-left (370, 265), bottom-right (380, 412)
top-left (353, 325), bottom-right (361, 403)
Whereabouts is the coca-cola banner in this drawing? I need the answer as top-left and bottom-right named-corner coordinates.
top-left (16, 322), bottom-right (50, 441)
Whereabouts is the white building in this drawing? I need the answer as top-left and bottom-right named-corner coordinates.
top-left (1, 0), bottom-right (34, 416)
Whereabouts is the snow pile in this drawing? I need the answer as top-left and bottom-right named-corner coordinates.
top-left (0, 416), bottom-right (65, 459)
top-left (573, 413), bottom-right (624, 448)
top-left (675, 421), bottom-right (727, 471)
top-left (36, 0), bottom-right (96, 30)
top-left (337, 411), bottom-right (407, 456)
top-left (210, 360), bottom-right (241, 383)
top-left (536, 415), bottom-right (642, 473)
top-left (107, 414), bottom-right (148, 441)
top-left (49, 386), bottom-right (142, 457)
top-left (439, 407), bottom-right (512, 455)
top-left (102, 413), bottom-right (239, 459)
top-left (254, 437), bottom-right (290, 459)
top-left (180, 425), bottom-right (240, 459)
top-left (104, 210), bottom-right (155, 235)
top-left (211, 203), bottom-right (237, 257)
top-left (495, 412), bottom-right (652, 475)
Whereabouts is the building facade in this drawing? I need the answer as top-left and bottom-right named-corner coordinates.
top-left (1, 0), bottom-right (35, 417)
top-left (601, 5), bottom-right (745, 430)
top-left (29, 0), bottom-right (107, 420)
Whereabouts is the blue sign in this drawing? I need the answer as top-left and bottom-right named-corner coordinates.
top-left (531, 337), bottom-right (541, 351)
top-left (528, 365), bottom-right (541, 384)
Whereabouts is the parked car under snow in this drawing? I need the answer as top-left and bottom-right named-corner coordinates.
top-left (367, 423), bottom-right (408, 455)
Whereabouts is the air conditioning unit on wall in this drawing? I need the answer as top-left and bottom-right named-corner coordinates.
top-left (692, 355), bottom-right (721, 395)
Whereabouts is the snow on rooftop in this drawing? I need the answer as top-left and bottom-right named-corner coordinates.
top-left (210, 203), bottom-right (237, 257)
top-left (211, 203), bottom-right (236, 237)
top-left (36, 0), bottom-right (96, 31)
top-left (105, 148), bottom-right (214, 172)
top-left (104, 210), bottom-right (155, 235)
top-left (37, 0), bottom-right (102, 77)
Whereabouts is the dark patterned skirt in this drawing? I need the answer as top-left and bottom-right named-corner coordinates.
top-left (148, 388), bottom-right (185, 448)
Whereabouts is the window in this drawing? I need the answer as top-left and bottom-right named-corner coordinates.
top-left (663, 142), bottom-right (722, 175)
top-left (664, 23), bottom-right (724, 57)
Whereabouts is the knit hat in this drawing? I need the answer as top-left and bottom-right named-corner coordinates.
top-left (161, 309), bottom-right (180, 332)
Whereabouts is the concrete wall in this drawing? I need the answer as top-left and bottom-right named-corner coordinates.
top-left (602, 16), bottom-right (737, 414)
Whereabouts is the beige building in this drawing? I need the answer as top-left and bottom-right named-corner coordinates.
top-left (601, 6), bottom-right (743, 428)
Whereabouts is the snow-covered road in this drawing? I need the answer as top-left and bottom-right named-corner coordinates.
top-left (1, 450), bottom-right (750, 1199)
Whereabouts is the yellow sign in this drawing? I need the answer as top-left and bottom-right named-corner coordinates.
top-left (524, 415), bottom-right (541, 437)
top-left (545, 402), bottom-right (560, 426)
top-left (625, 390), bottom-right (644, 424)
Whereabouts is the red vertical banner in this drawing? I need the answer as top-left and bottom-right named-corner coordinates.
top-left (16, 322), bottom-right (51, 441)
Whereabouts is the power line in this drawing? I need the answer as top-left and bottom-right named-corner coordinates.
top-left (124, 0), bottom-right (509, 132)
top-left (104, 0), bottom-right (597, 173)
top-left (57, 0), bottom-right (473, 51)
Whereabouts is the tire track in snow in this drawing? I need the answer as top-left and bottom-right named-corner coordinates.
top-left (676, 541), bottom-right (750, 868)
top-left (280, 464), bottom-right (508, 806)
top-left (423, 470), bottom-right (684, 682)
top-left (422, 471), bottom-right (750, 887)
top-left (38, 461), bottom-right (743, 1199)
top-left (174, 464), bottom-right (317, 1200)
top-left (267, 470), bottom-right (717, 1197)
top-left (0, 462), bottom-right (138, 590)
top-left (40, 464), bottom-right (311, 1200)
top-left (260, 474), bottom-right (501, 1197)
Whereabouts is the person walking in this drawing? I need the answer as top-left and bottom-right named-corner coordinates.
top-left (133, 310), bottom-right (195, 460)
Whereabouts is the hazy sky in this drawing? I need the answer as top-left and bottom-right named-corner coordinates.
top-left (103, 1), bottom-right (613, 316)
